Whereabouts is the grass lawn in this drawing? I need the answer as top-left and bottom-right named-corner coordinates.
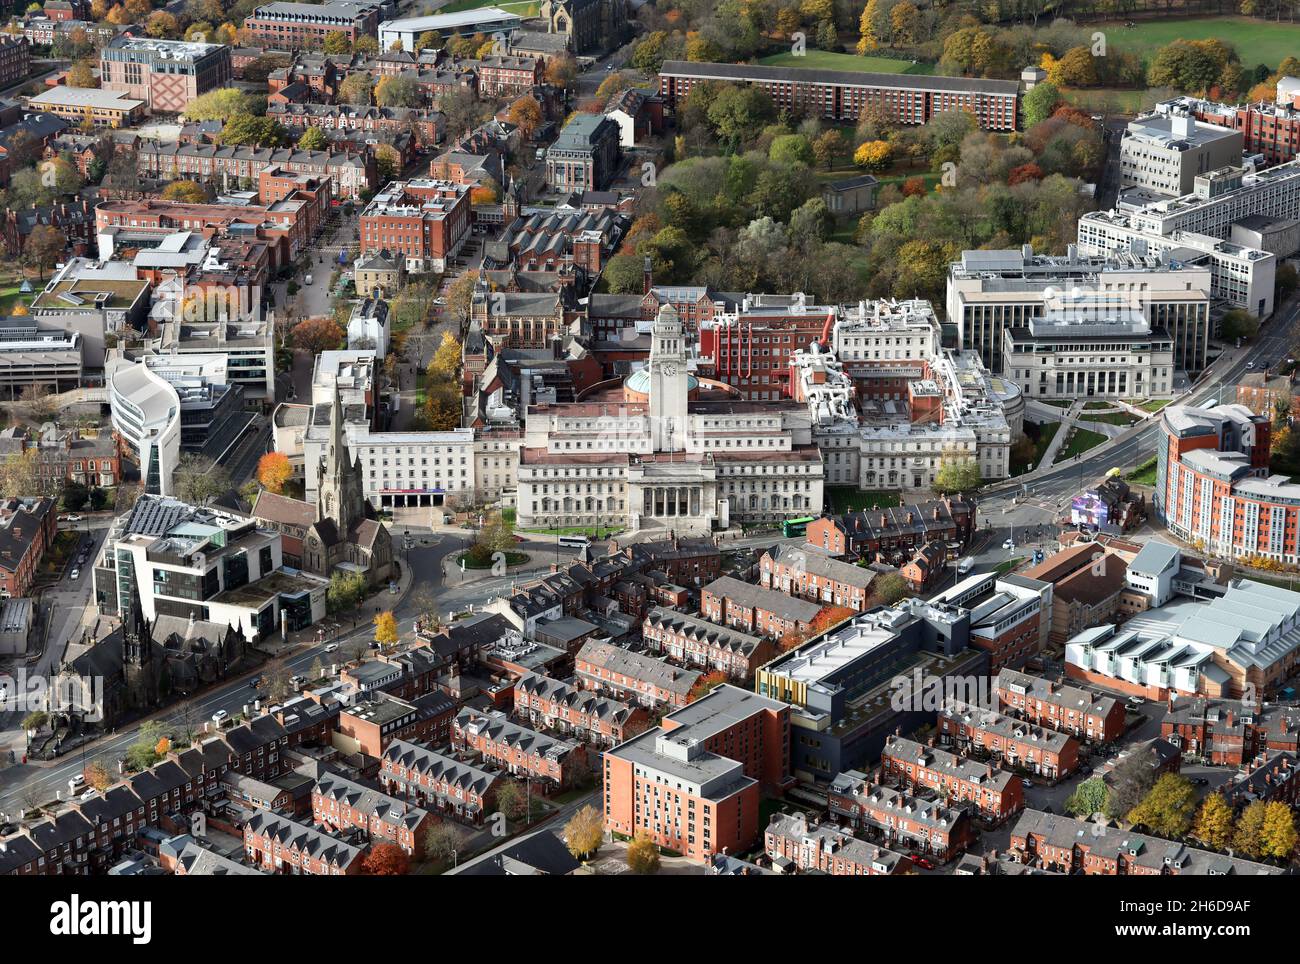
top-left (995, 557), bottom-right (1026, 576)
top-left (1127, 456), bottom-right (1157, 486)
top-left (1083, 401), bottom-right (1113, 410)
top-left (825, 487), bottom-right (901, 513)
top-left (520, 525), bottom-right (618, 537)
top-left (458, 549), bottom-right (529, 569)
top-left (0, 284), bottom-right (31, 316)
top-left (1037, 399), bottom-right (1073, 409)
top-left (1060, 86), bottom-right (1151, 116)
top-left (439, 0), bottom-right (539, 14)
top-left (1010, 421), bottom-right (1060, 475)
top-left (1099, 17), bottom-right (1300, 70)
top-left (1081, 411), bottom-right (1139, 427)
top-left (758, 49), bottom-right (933, 75)
top-left (1059, 427), bottom-right (1108, 461)
top-left (1133, 398), bottom-right (1172, 413)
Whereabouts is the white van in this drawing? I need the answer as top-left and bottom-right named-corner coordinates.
top-left (304, 274), bottom-right (314, 286)
top-left (957, 557), bottom-right (975, 574)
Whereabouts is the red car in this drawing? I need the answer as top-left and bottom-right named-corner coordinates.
top-left (910, 855), bottom-right (935, 871)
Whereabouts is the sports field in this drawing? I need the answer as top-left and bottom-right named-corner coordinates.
top-left (1099, 16), bottom-right (1300, 69)
top-left (758, 49), bottom-right (935, 75)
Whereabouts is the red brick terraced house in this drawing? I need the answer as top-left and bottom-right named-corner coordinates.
top-left (379, 739), bottom-right (503, 825)
top-left (512, 673), bottom-right (649, 747)
top-left (1010, 809), bottom-right (1283, 875)
top-left (243, 812), bottom-right (365, 875)
top-left (827, 770), bottom-right (976, 862)
top-left (453, 708), bottom-right (585, 790)
top-left (0, 497), bottom-right (56, 599)
top-left (764, 812), bottom-right (911, 875)
top-left (996, 668), bottom-right (1126, 744)
top-left (311, 772), bottom-right (434, 856)
top-left (758, 544), bottom-right (876, 613)
top-left (806, 497), bottom-right (977, 560)
top-left (575, 638), bottom-right (701, 710)
top-left (938, 699), bottom-right (1081, 779)
top-left (881, 735), bottom-right (1024, 823)
top-left (700, 575), bottom-right (822, 640)
top-left (471, 55), bottom-right (543, 97)
top-left (641, 607), bottom-right (775, 680)
top-left (1160, 696), bottom-right (1300, 766)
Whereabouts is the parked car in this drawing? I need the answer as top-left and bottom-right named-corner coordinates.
top-left (910, 855), bottom-right (935, 870)
top-left (210, 710), bottom-right (229, 724)
top-left (69, 568), bottom-right (79, 580)
top-left (1192, 777), bottom-right (1210, 786)
top-left (1021, 778), bottom-right (1033, 789)
top-left (68, 774), bottom-right (86, 793)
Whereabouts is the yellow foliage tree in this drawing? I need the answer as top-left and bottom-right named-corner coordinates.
top-left (256, 451), bottom-right (293, 495)
top-left (374, 610), bottom-right (399, 648)
top-left (853, 139), bottom-right (892, 172)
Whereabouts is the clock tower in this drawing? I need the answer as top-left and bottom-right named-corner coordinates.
top-left (648, 303), bottom-right (687, 453)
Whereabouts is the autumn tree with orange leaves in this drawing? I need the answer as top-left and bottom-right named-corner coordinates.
top-left (256, 452), bottom-right (293, 495)
top-left (362, 842), bottom-right (410, 875)
top-left (687, 670), bottom-right (728, 702)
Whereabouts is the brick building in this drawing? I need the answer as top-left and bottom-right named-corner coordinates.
top-left (764, 812), bottom-right (911, 875)
top-left (0, 36), bottom-right (30, 88)
top-left (641, 607), bottom-right (774, 680)
top-left (380, 740), bottom-right (503, 825)
top-left (472, 55), bottom-right (542, 97)
top-left (453, 708), bottom-right (585, 790)
top-left (827, 770), bottom-right (976, 862)
top-left (658, 60), bottom-right (1019, 132)
top-left (512, 672), bottom-right (649, 747)
top-left (1160, 696), bottom-right (1300, 766)
top-left (331, 690), bottom-right (456, 757)
top-left (545, 113), bottom-right (620, 192)
top-left (575, 638), bottom-right (701, 709)
top-left (880, 735), bottom-right (1024, 822)
top-left (243, 812), bottom-right (365, 875)
top-left (758, 544), bottom-right (877, 613)
top-left (99, 37), bottom-right (232, 115)
top-left (938, 700), bottom-right (1081, 779)
top-left (0, 497), bottom-right (57, 599)
top-left (1011, 808), bottom-right (1282, 875)
top-left (311, 772), bottom-right (434, 856)
top-left (996, 668), bottom-right (1126, 743)
top-left (243, 1), bottom-right (382, 50)
top-left (700, 575), bottom-right (822, 640)
top-left (806, 497), bottom-right (976, 559)
top-left (359, 178), bottom-right (471, 273)
top-left (601, 685), bottom-right (790, 862)
top-left (136, 141), bottom-right (371, 201)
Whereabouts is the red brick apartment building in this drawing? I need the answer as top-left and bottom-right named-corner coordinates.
top-left (243, 1), bottom-right (380, 50)
top-left (1010, 809), bottom-right (1283, 875)
top-left (881, 735), bottom-right (1024, 822)
top-left (996, 668), bottom-right (1126, 743)
top-left (243, 812), bottom-right (364, 875)
top-left (453, 708), bottom-right (585, 789)
top-left (0, 497), bottom-right (56, 599)
top-left (697, 301), bottom-right (835, 401)
top-left (642, 607), bottom-right (775, 680)
top-left (472, 55), bottom-right (542, 97)
top-left (938, 700), bottom-right (1081, 779)
top-left (359, 178), bottom-right (471, 272)
top-left (0, 36), bottom-right (30, 88)
top-left (311, 772), bottom-right (434, 855)
top-left (658, 60), bottom-right (1020, 131)
top-left (575, 638), bottom-right (701, 709)
top-left (380, 739), bottom-right (503, 825)
top-left (512, 673), bottom-right (649, 747)
top-left (1161, 696), bottom-right (1300, 766)
top-left (700, 575), bottom-right (822, 640)
top-left (765, 812), bottom-right (911, 875)
top-left (758, 544), bottom-right (876, 613)
top-left (602, 685), bottom-right (790, 862)
top-left (828, 770), bottom-right (976, 862)
top-left (806, 497), bottom-right (977, 559)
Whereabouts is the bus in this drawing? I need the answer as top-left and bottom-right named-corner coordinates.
top-left (782, 516), bottom-right (815, 538)
top-left (558, 535), bottom-right (590, 550)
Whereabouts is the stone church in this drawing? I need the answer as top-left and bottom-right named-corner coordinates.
top-left (536, 0), bottom-right (627, 54)
top-left (256, 390), bottom-right (393, 587)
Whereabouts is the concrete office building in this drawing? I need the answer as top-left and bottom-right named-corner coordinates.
top-left (947, 245), bottom-right (1213, 375)
top-left (1003, 308), bottom-right (1175, 400)
top-left (1119, 113), bottom-right (1244, 197)
top-left (0, 319), bottom-right (82, 395)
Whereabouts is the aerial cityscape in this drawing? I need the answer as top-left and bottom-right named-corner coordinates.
top-left (0, 0), bottom-right (1297, 915)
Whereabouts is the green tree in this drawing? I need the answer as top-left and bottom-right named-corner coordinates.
top-left (125, 721), bottom-right (166, 772)
top-left (326, 570), bottom-right (366, 613)
top-left (769, 133), bottom-right (814, 167)
top-left (376, 74), bottom-right (421, 108)
top-left (1064, 777), bottom-right (1109, 817)
top-left (934, 457), bottom-right (982, 493)
top-left (296, 127), bottom-right (328, 151)
top-left (1221, 308), bottom-right (1260, 342)
top-left (338, 72), bottom-right (375, 106)
top-left (1022, 81), bottom-right (1060, 129)
top-left (183, 88), bottom-right (254, 122)
top-left (221, 115), bottom-right (285, 148)
top-left (868, 572), bottom-right (908, 607)
top-left (1127, 773), bottom-right (1197, 839)
top-left (495, 778), bottom-right (525, 821)
top-left (705, 84), bottom-right (775, 152)
top-left (1106, 751), bottom-right (1158, 819)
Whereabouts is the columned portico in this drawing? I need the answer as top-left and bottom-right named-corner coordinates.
top-left (628, 457), bottom-right (717, 535)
